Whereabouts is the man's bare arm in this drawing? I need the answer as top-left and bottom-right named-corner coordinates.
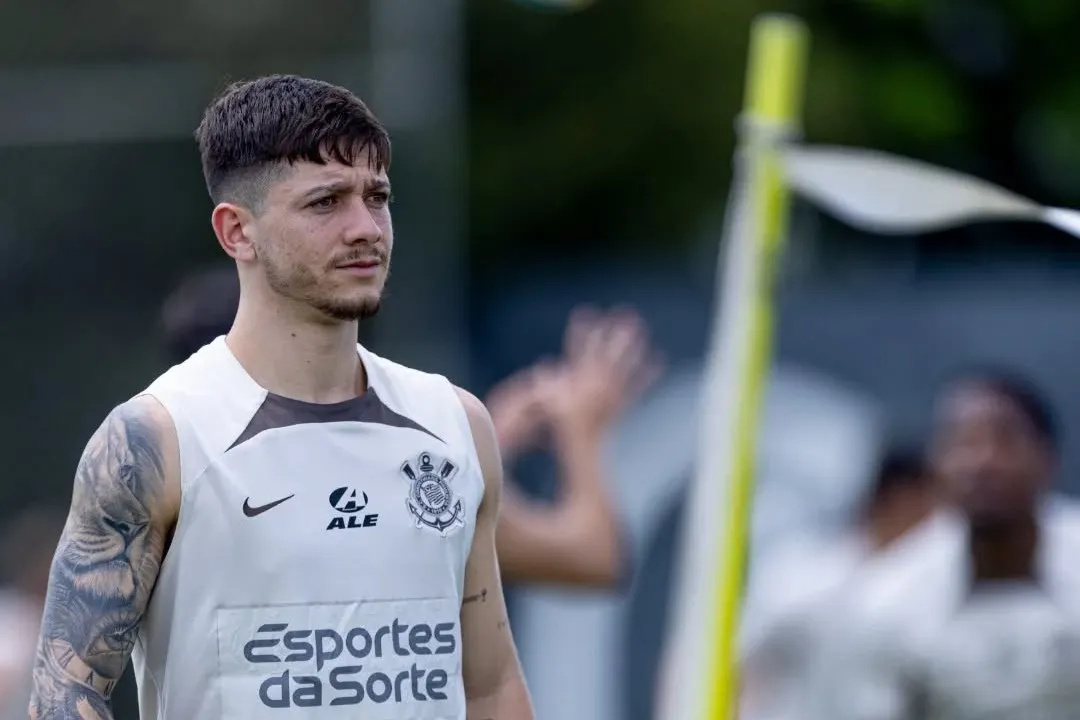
top-left (488, 308), bottom-right (656, 588)
top-left (487, 365), bottom-right (624, 587)
top-left (496, 417), bottom-right (626, 587)
top-left (456, 388), bottom-right (534, 720)
top-left (29, 396), bottom-right (179, 720)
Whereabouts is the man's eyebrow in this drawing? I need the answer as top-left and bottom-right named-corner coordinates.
top-left (300, 178), bottom-right (390, 200)
top-left (300, 181), bottom-right (353, 200)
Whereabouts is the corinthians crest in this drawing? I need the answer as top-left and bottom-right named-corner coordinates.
top-left (400, 451), bottom-right (464, 535)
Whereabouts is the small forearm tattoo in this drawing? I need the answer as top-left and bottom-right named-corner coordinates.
top-left (463, 588), bottom-right (488, 605)
top-left (29, 401), bottom-right (168, 720)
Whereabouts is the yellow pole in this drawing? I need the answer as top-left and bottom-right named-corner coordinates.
top-left (704, 15), bottom-right (808, 720)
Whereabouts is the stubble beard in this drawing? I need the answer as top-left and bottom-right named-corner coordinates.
top-left (263, 256), bottom-right (386, 323)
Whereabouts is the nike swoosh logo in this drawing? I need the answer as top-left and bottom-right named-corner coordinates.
top-left (243, 494), bottom-right (295, 518)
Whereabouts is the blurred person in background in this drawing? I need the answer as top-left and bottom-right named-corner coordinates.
top-left (164, 265), bottom-right (658, 588)
top-left (161, 264), bottom-right (241, 364)
top-left (737, 445), bottom-right (937, 720)
top-left (483, 306), bottom-right (658, 587)
top-left (30, 75), bottom-right (533, 719)
top-left (0, 507), bottom-right (63, 719)
top-left (806, 368), bottom-right (1080, 720)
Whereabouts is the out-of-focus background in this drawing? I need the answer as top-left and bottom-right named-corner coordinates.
top-left (4, 1), bottom-right (1080, 718)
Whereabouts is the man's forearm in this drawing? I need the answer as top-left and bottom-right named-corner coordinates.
top-left (466, 672), bottom-right (535, 720)
top-left (551, 423), bottom-right (625, 580)
top-left (551, 421), bottom-right (605, 499)
top-left (30, 640), bottom-right (114, 719)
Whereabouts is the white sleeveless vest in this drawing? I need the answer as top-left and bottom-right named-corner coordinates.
top-left (130, 338), bottom-right (483, 720)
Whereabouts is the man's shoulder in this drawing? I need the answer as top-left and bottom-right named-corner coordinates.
top-left (450, 386), bottom-right (490, 426)
top-left (747, 530), bottom-right (863, 603)
top-left (110, 395), bottom-right (178, 442)
top-left (359, 345), bottom-right (448, 383)
top-left (78, 395), bottom-right (182, 523)
top-left (740, 531), bottom-right (863, 654)
top-left (358, 346), bottom-right (462, 408)
top-left (849, 514), bottom-right (966, 629)
top-left (142, 337), bottom-right (260, 410)
top-left (359, 347), bottom-right (492, 476)
top-left (360, 346), bottom-right (483, 429)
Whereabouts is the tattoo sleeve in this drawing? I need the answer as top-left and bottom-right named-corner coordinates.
top-left (29, 400), bottom-right (170, 720)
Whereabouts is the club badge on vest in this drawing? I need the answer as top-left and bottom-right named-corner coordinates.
top-left (400, 451), bottom-right (465, 536)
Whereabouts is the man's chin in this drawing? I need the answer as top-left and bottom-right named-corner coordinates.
top-left (965, 506), bottom-right (1020, 532)
top-left (314, 295), bottom-right (382, 322)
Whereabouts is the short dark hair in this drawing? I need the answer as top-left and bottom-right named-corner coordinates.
top-left (869, 444), bottom-right (928, 500)
top-left (946, 365), bottom-right (1059, 451)
top-left (161, 264), bottom-right (240, 363)
top-left (195, 74), bottom-right (391, 207)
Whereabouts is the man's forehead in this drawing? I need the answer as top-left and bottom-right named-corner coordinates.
top-left (939, 384), bottom-right (1023, 424)
top-left (278, 159), bottom-right (389, 194)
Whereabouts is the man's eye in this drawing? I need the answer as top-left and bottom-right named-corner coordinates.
top-left (310, 196), bottom-right (337, 209)
top-left (368, 192), bottom-right (392, 206)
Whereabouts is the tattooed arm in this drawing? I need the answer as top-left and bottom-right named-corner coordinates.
top-left (29, 396), bottom-right (180, 720)
top-left (455, 388), bottom-right (534, 720)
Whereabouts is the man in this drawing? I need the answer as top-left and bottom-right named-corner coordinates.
top-left (806, 369), bottom-right (1080, 720)
top-left (163, 268), bottom-right (656, 588)
top-left (737, 446), bottom-right (938, 720)
top-left (486, 306), bottom-right (655, 587)
top-left (30, 75), bottom-right (533, 719)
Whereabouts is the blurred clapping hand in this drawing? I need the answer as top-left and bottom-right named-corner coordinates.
top-left (489, 307), bottom-right (661, 457)
top-left (487, 307), bottom-right (661, 588)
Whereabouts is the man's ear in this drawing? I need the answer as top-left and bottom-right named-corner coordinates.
top-left (212, 202), bottom-right (256, 261)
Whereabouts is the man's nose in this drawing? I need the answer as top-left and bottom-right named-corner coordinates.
top-left (343, 200), bottom-right (383, 245)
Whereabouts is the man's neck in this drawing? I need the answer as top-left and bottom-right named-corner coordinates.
top-left (863, 497), bottom-right (935, 553)
top-left (228, 290), bottom-right (366, 404)
top-left (969, 511), bottom-right (1039, 583)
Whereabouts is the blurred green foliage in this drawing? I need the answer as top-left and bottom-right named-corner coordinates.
top-left (467, 0), bottom-right (1080, 268)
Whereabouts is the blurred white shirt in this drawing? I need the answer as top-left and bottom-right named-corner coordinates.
top-left (738, 514), bottom-right (952, 720)
top-left (804, 497), bottom-right (1080, 720)
top-left (739, 531), bottom-right (866, 720)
